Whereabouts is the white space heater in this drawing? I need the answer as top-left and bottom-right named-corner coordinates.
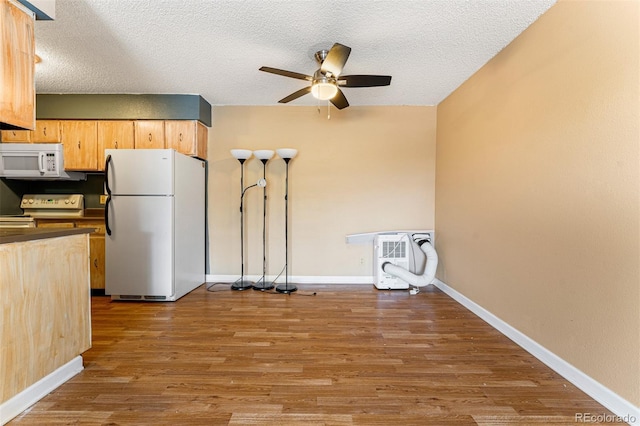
top-left (373, 232), bottom-right (433, 290)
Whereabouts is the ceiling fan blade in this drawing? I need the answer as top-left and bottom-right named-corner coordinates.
top-left (278, 86), bottom-right (312, 104)
top-left (338, 75), bottom-right (392, 87)
top-left (259, 66), bottom-right (312, 81)
top-left (320, 43), bottom-right (351, 77)
top-left (330, 88), bottom-right (349, 110)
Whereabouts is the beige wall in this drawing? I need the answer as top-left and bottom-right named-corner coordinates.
top-left (208, 105), bottom-right (436, 279)
top-left (436, 0), bottom-right (639, 406)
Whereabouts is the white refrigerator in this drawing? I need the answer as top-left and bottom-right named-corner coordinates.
top-left (104, 149), bottom-right (205, 301)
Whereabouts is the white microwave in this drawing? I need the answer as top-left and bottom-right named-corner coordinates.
top-left (0, 143), bottom-right (85, 180)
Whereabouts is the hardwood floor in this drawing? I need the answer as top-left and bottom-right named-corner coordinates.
top-left (10, 284), bottom-right (619, 425)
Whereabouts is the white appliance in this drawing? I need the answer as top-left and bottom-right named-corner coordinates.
top-left (374, 232), bottom-right (433, 290)
top-left (21, 193), bottom-right (84, 217)
top-left (0, 143), bottom-right (85, 180)
top-left (0, 194), bottom-right (84, 228)
top-left (104, 149), bottom-right (205, 301)
top-left (0, 215), bottom-right (35, 228)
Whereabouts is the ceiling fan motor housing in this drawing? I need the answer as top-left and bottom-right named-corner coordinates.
top-left (314, 49), bottom-right (330, 66)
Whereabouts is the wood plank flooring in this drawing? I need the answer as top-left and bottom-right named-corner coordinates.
top-left (9, 284), bottom-right (620, 425)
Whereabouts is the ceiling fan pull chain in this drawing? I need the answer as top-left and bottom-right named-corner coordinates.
top-left (327, 100), bottom-right (331, 120)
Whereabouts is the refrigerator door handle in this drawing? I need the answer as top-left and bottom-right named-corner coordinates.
top-left (104, 154), bottom-right (112, 196)
top-left (105, 195), bottom-right (112, 236)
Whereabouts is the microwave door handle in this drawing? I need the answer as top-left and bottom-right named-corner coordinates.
top-left (38, 152), bottom-right (46, 173)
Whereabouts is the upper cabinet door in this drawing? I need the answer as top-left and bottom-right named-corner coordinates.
top-left (32, 120), bottom-right (60, 142)
top-left (97, 121), bottom-right (134, 170)
top-left (165, 120), bottom-right (208, 160)
top-left (134, 121), bottom-right (165, 149)
top-left (0, 128), bottom-right (31, 142)
top-left (1, 119), bottom-right (59, 142)
top-left (0, 0), bottom-right (35, 130)
top-left (61, 121), bottom-right (98, 171)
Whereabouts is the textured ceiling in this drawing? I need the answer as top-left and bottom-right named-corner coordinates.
top-left (33, 0), bottom-right (556, 108)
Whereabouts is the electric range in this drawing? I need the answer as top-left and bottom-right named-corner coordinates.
top-left (0, 194), bottom-right (84, 228)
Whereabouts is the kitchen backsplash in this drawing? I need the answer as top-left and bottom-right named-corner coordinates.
top-left (0, 174), bottom-right (105, 215)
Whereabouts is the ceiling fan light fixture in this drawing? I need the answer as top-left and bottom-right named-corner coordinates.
top-left (311, 82), bottom-right (338, 100)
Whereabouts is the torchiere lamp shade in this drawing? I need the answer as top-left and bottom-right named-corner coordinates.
top-left (254, 150), bottom-right (275, 161)
top-left (231, 149), bottom-right (252, 160)
top-left (276, 148), bottom-right (297, 160)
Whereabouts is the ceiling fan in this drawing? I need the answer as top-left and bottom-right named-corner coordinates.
top-left (259, 43), bottom-right (392, 110)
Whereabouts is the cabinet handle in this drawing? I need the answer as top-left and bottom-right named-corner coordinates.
top-left (43, 127), bottom-right (47, 136)
top-left (12, 131), bottom-right (17, 137)
top-left (115, 140), bottom-right (118, 149)
top-left (77, 141), bottom-right (81, 149)
top-left (94, 259), bottom-right (98, 268)
top-left (179, 132), bottom-right (183, 141)
top-left (148, 133), bottom-right (152, 142)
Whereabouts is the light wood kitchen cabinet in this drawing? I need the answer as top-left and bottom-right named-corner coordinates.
top-left (61, 121), bottom-right (99, 170)
top-left (97, 120), bottom-right (135, 170)
top-left (2, 119), bottom-right (209, 163)
top-left (0, 233), bottom-right (91, 405)
top-left (76, 221), bottom-right (105, 290)
top-left (165, 120), bottom-right (208, 159)
top-left (0, 0), bottom-right (35, 130)
top-left (166, 120), bottom-right (208, 159)
top-left (0, 128), bottom-right (30, 141)
top-left (134, 120), bottom-right (165, 149)
top-left (1, 120), bottom-right (60, 142)
top-left (32, 120), bottom-right (61, 142)
top-left (36, 218), bottom-right (106, 290)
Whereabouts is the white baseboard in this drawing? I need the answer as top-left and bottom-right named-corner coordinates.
top-left (206, 274), bottom-right (373, 285)
top-left (433, 279), bottom-right (640, 426)
top-left (1, 356), bottom-right (84, 425)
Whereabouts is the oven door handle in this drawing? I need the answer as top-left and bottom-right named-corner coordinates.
top-left (105, 195), bottom-right (112, 236)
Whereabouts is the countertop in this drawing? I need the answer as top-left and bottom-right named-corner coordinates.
top-left (0, 227), bottom-right (94, 245)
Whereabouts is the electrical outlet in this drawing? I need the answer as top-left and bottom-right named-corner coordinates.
top-left (99, 195), bottom-right (108, 205)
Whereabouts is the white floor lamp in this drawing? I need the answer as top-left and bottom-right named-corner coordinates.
top-left (252, 149), bottom-right (275, 291)
top-left (275, 148), bottom-right (298, 294)
top-left (231, 149), bottom-right (255, 291)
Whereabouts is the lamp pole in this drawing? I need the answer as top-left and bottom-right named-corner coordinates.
top-left (230, 149), bottom-right (254, 291)
top-left (275, 149), bottom-right (298, 294)
top-left (252, 150), bottom-right (275, 291)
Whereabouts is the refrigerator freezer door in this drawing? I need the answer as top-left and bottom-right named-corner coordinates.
top-left (106, 195), bottom-right (174, 299)
top-left (105, 149), bottom-right (174, 196)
